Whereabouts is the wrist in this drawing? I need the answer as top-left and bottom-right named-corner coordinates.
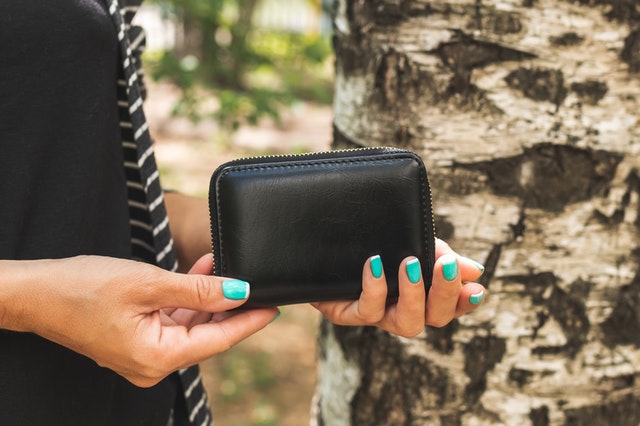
top-left (0, 258), bottom-right (67, 334)
top-left (0, 260), bottom-right (37, 332)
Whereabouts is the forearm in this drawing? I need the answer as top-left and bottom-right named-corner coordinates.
top-left (0, 259), bottom-right (52, 333)
top-left (0, 254), bottom-right (277, 387)
top-left (164, 192), bottom-right (212, 273)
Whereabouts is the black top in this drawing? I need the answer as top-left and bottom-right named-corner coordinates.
top-left (0, 1), bottom-right (177, 424)
top-left (0, 0), bottom-right (130, 260)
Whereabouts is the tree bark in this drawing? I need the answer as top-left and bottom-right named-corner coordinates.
top-left (314, 1), bottom-right (640, 425)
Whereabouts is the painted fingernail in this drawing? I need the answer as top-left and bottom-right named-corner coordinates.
top-left (406, 258), bottom-right (422, 284)
top-left (222, 280), bottom-right (250, 300)
top-left (470, 291), bottom-right (484, 305)
top-left (442, 255), bottom-right (458, 281)
top-left (462, 256), bottom-right (485, 274)
top-left (270, 311), bottom-right (281, 323)
top-left (370, 255), bottom-right (383, 279)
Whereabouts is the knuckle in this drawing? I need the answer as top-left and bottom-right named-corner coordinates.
top-left (217, 339), bottom-right (234, 354)
top-left (129, 347), bottom-right (171, 383)
top-left (214, 326), bottom-right (234, 353)
top-left (123, 265), bottom-right (165, 302)
top-left (193, 275), bottom-right (214, 306)
top-left (129, 375), bottom-right (161, 388)
top-left (394, 317), bottom-right (426, 338)
top-left (136, 366), bottom-right (167, 387)
top-left (364, 285), bottom-right (387, 300)
top-left (400, 325), bottom-right (425, 338)
top-left (427, 317), bottom-right (452, 329)
top-left (359, 310), bottom-right (385, 324)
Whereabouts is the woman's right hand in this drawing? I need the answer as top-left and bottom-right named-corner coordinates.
top-left (0, 254), bottom-right (278, 387)
top-left (312, 238), bottom-right (486, 337)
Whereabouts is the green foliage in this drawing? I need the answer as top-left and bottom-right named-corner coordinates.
top-left (219, 350), bottom-right (276, 400)
top-left (218, 350), bottom-right (278, 425)
top-left (147, 0), bottom-right (333, 132)
top-left (251, 31), bottom-right (333, 104)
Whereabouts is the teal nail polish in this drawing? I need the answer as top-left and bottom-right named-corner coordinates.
top-left (222, 280), bottom-right (250, 300)
top-left (270, 311), bottom-right (281, 323)
top-left (442, 256), bottom-right (458, 281)
top-left (470, 291), bottom-right (484, 305)
top-left (462, 256), bottom-right (485, 274)
top-left (406, 259), bottom-right (421, 284)
top-left (370, 255), bottom-right (383, 279)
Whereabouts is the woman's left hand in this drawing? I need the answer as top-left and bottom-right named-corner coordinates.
top-left (311, 238), bottom-right (486, 338)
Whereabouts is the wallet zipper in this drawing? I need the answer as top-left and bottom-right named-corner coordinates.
top-left (216, 146), bottom-right (403, 168)
top-left (208, 146), bottom-right (436, 275)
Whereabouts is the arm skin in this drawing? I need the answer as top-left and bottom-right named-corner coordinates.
top-left (164, 192), bottom-right (487, 338)
top-left (0, 193), bottom-right (279, 388)
top-left (0, 194), bottom-right (485, 387)
top-left (0, 255), bottom-right (278, 388)
top-left (164, 192), bottom-right (212, 273)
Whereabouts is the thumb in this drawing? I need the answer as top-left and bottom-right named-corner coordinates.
top-left (147, 266), bottom-right (251, 313)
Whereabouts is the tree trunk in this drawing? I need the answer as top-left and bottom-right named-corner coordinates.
top-left (314, 1), bottom-right (640, 425)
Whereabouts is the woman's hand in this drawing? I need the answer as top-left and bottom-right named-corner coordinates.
top-left (311, 239), bottom-right (486, 337)
top-left (0, 254), bottom-right (278, 387)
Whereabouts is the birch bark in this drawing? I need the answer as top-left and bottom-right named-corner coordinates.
top-left (315, 1), bottom-right (640, 424)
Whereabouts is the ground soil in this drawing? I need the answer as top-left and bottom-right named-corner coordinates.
top-left (146, 81), bottom-right (332, 426)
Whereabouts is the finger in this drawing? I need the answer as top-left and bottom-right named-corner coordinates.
top-left (435, 238), bottom-right (455, 258)
top-left (147, 270), bottom-right (252, 313)
top-left (310, 255), bottom-right (389, 325)
top-left (167, 254), bottom-right (222, 326)
top-left (167, 308), bottom-right (214, 328)
top-left (187, 253), bottom-right (215, 275)
top-left (455, 283), bottom-right (487, 317)
top-left (425, 253), bottom-right (461, 327)
top-left (309, 300), bottom-right (353, 325)
top-left (209, 310), bottom-right (242, 323)
top-left (435, 239), bottom-right (485, 283)
top-left (163, 307), bottom-right (280, 369)
top-left (458, 256), bottom-right (485, 283)
top-left (391, 257), bottom-right (427, 337)
top-left (167, 253), bottom-right (222, 325)
top-left (355, 255), bottom-right (388, 323)
top-left (155, 254), bottom-right (244, 314)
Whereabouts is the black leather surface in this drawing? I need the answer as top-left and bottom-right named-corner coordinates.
top-left (209, 148), bottom-right (435, 307)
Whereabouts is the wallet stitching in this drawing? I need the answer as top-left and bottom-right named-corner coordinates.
top-left (215, 155), bottom-right (433, 276)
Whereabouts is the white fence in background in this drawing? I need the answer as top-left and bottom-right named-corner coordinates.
top-left (135, 5), bottom-right (177, 52)
top-left (253, 0), bottom-right (325, 33)
top-left (136, 0), bottom-right (329, 53)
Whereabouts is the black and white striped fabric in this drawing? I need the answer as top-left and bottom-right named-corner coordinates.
top-left (104, 1), bottom-right (212, 424)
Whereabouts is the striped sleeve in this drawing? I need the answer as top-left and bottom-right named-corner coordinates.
top-left (107, 1), bottom-right (214, 425)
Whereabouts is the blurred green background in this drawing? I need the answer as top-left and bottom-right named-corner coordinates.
top-left (140, 1), bottom-right (333, 424)
top-left (146, 0), bottom-right (334, 133)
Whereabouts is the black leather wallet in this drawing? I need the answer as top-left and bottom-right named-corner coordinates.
top-left (208, 147), bottom-right (435, 307)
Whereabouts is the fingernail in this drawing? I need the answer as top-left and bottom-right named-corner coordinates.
top-left (442, 255), bottom-right (458, 281)
top-left (406, 258), bottom-right (422, 284)
top-left (470, 290), bottom-right (484, 305)
top-left (222, 280), bottom-right (250, 300)
top-left (270, 311), bottom-right (281, 323)
top-left (370, 255), bottom-right (383, 279)
top-left (462, 256), bottom-right (485, 274)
